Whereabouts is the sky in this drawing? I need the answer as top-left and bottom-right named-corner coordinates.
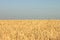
top-left (0, 0), bottom-right (60, 19)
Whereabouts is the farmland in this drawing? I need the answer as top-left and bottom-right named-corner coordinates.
top-left (0, 20), bottom-right (60, 40)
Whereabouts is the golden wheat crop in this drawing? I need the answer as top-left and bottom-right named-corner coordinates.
top-left (0, 20), bottom-right (60, 40)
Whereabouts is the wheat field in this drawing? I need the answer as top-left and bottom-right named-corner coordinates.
top-left (0, 20), bottom-right (60, 40)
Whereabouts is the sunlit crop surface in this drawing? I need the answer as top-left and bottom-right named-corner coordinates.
top-left (0, 20), bottom-right (60, 40)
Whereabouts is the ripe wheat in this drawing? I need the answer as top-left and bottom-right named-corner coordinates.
top-left (0, 20), bottom-right (60, 40)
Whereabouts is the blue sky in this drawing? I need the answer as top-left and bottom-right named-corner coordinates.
top-left (0, 0), bottom-right (60, 19)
